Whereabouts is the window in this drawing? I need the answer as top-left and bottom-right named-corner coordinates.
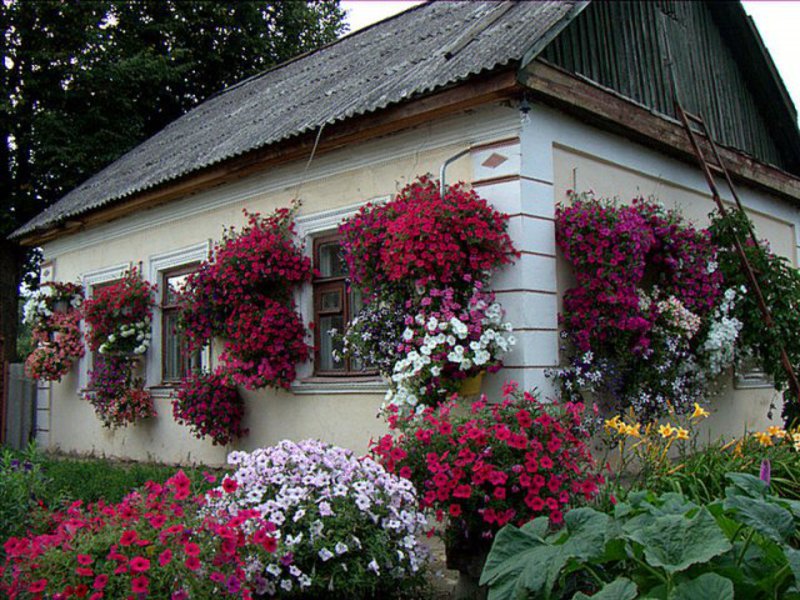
top-left (89, 279), bottom-right (119, 375)
top-left (312, 235), bottom-right (367, 375)
top-left (161, 265), bottom-right (201, 383)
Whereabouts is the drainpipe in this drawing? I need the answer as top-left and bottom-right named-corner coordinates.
top-left (439, 148), bottom-right (471, 196)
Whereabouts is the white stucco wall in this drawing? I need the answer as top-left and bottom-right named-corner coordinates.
top-left (35, 99), bottom-right (800, 465)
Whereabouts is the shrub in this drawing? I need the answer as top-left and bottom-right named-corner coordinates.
top-left (0, 447), bottom-right (48, 544)
top-left (173, 372), bottom-right (247, 445)
top-left (208, 440), bottom-right (429, 598)
top-left (370, 383), bottom-right (603, 545)
top-left (1, 470), bottom-right (276, 599)
top-left (481, 474), bottom-right (800, 599)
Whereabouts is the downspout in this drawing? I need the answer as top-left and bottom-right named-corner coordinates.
top-left (439, 148), bottom-right (471, 196)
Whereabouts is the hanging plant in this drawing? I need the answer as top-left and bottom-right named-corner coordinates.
top-left (553, 193), bottom-right (738, 419)
top-left (172, 371), bottom-right (247, 445)
top-left (83, 268), bottom-right (155, 357)
top-left (179, 205), bottom-right (312, 393)
top-left (23, 282), bottom-right (85, 381)
top-left (337, 177), bottom-right (518, 415)
top-left (82, 268), bottom-right (156, 428)
top-left (84, 356), bottom-right (156, 429)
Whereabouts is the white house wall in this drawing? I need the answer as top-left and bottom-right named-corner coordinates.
top-left (39, 103), bottom-right (526, 464)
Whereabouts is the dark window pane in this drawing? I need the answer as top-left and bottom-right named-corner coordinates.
top-left (318, 315), bottom-right (345, 371)
top-left (318, 243), bottom-right (347, 278)
top-left (163, 311), bottom-right (183, 380)
top-left (321, 290), bottom-right (342, 311)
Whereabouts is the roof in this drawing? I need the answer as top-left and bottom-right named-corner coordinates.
top-left (14, 0), bottom-right (583, 239)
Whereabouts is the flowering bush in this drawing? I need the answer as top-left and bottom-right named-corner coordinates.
top-left (1, 470), bottom-right (278, 599)
top-left (339, 176), bottom-right (517, 299)
top-left (334, 298), bottom-right (408, 376)
top-left (179, 206), bottom-right (312, 392)
top-left (370, 382), bottom-right (603, 545)
top-left (207, 440), bottom-right (429, 598)
top-left (553, 194), bottom-right (735, 418)
top-left (173, 372), bottom-right (247, 446)
top-left (384, 287), bottom-right (515, 415)
top-left (84, 357), bottom-right (156, 429)
top-left (23, 282), bottom-right (85, 382)
top-left (83, 269), bottom-right (154, 356)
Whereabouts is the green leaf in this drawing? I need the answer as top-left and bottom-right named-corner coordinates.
top-left (481, 524), bottom-right (547, 590)
top-left (521, 516), bottom-right (550, 539)
top-left (785, 547), bottom-right (800, 588)
top-left (572, 577), bottom-right (637, 600)
top-left (670, 573), bottom-right (734, 600)
top-left (725, 472), bottom-right (769, 499)
top-left (624, 508), bottom-right (732, 574)
top-left (723, 495), bottom-right (795, 542)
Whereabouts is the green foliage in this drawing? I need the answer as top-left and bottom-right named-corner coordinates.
top-left (1, 0), bottom-right (347, 362)
top-left (481, 475), bottom-right (800, 599)
top-left (38, 456), bottom-right (218, 506)
top-left (0, 444), bottom-right (48, 542)
top-left (708, 209), bottom-right (800, 423)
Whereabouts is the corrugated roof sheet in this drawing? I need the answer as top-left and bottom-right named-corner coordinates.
top-left (14, 0), bottom-right (581, 239)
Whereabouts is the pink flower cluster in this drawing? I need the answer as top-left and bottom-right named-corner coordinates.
top-left (180, 207), bottom-right (312, 392)
top-left (24, 282), bottom-right (85, 382)
top-left (557, 196), bottom-right (722, 354)
top-left (339, 176), bottom-right (517, 297)
top-left (371, 382), bottom-right (603, 540)
top-left (85, 357), bottom-right (156, 430)
top-left (1, 471), bottom-right (277, 599)
top-left (173, 372), bottom-right (247, 446)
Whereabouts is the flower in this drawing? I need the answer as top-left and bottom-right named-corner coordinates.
top-left (658, 424), bottom-right (677, 438)
top-left (691, 403), bottom-right (710, 419)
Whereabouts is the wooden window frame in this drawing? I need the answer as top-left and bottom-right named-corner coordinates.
top-left (312, 234), bottom-right (371, 376)
top-left (161, 263), bottom-right (199, 384)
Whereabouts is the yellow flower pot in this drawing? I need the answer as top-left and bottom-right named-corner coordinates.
top-left (459, 372), bottom-right (484, 396)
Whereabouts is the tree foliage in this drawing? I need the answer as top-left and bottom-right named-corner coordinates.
top-left (0, 1), bottom-right (346, 360)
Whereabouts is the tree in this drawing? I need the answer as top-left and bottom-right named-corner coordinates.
top-left (0, 1), bottom-right (347, 362)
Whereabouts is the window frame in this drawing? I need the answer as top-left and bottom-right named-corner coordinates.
top-left (160, 263), bottom-right (200, 384)
top-left (312, 234), bottom-right (369, 377)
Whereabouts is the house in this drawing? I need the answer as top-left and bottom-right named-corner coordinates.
top-left (12, 0), bottom-right (800, 464)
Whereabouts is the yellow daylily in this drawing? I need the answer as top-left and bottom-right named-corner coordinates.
top-left (675, 427), bottom-right (690, 441)
top-left (658, 423), bottom-right (677, 438)
top-left (624, 423), bottom-right (642, 438)
top-left (792, 432), bottom-right (800, 452)
top-left (691, 403), bottom-right (710, 420)
top-left (754, 431), bottom-right (773, 447)
top-left (604, 415), bottom-right (622, 432)
top-left (767, 426), bottom-right (787, 439)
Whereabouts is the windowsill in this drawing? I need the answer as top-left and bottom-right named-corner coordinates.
top-left (291, 375), bottom-right (388, 395)
top-left (148, 384), bottom-right (180, 399)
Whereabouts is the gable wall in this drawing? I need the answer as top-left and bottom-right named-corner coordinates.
top-left (541, 0), bottom-right (795, 171)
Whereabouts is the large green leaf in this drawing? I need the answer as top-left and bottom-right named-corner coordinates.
top-left (725, 473), bottom-right (769, 499)
top-left (481, 508), bottom-right (610, 600)
top-left (786, 547), bottom-right (800, 588)
top-left (572, 577), bottom-right (637, 600)
top-left (624, 508), bottom-right (732, 574)
top-left (723, 495), bottom-right (795, 542)
top-left (670, 573), bottom-right (734, 600)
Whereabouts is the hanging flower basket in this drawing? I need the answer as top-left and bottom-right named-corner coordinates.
top-left (458, 371), bottom-right (484, 396)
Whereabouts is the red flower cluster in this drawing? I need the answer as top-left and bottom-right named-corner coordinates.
top-left (556, 195), bottom-right (722, 353)
top-left (173, 372), bottom-right (247, 446)
top-left (24, 282), bottom-right (85, 382)
top-left (1, 471), bottom-right (277, 599)
top-left (370, 382), bottom-right (603, 540)
top-left (179, 206), bottom-right (312, 391)
top-left (83, 269), bottom-right (155, 353)
top-left (339, 176), bottom-right (517, 297)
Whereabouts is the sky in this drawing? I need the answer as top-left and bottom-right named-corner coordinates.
top-left (342, 1), bottom-right (800, 114)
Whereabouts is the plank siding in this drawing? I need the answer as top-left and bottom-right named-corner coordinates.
top-left (541, 1), bottom-right (792, 171)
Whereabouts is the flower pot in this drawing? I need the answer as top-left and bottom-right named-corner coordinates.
top-left (459, 372), bottom-right (484, 396)
top-left (446, 535), bottom-right (491, 600)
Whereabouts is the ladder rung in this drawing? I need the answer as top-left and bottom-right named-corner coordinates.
top-left (708, 163), bottom-right (726, 176)
top-left (684, 110), bottom-right (705, 124)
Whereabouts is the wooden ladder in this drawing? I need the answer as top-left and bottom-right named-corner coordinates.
top-left (675, 104), bottom-right (800, 406)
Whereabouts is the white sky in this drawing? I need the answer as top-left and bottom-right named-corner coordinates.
top-left (342, 1), bottom-right (800, 114)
